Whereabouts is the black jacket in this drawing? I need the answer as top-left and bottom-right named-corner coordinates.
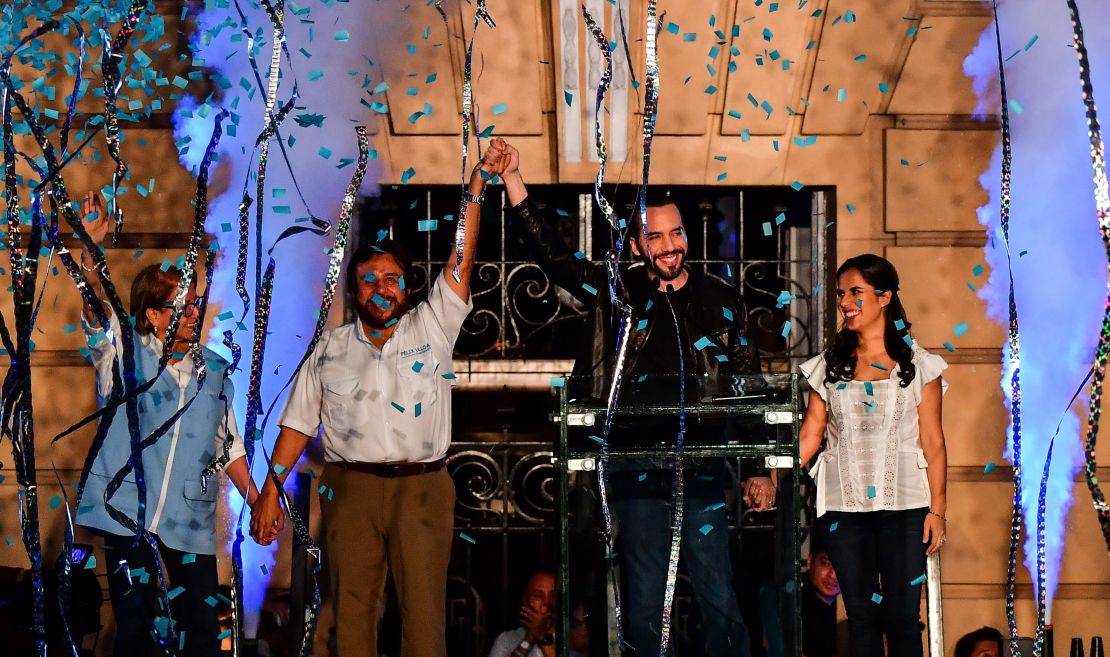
top-left (509, 197), bottom-right (762, 400)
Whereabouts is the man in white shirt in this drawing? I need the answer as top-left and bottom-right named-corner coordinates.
top-left (249, 141), bottom-right (507, 657)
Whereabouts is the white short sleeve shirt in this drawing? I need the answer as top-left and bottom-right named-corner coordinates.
top-left (799, 344), bottom-right (948, 516)
top-left (278, 270), bottom-right (473, 463)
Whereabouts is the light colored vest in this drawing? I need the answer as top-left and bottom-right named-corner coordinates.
top-left (77, 331), bottom-right (234, 555)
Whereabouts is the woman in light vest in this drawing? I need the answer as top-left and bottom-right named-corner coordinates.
top-left (75, 192), bottom-right (256, 657)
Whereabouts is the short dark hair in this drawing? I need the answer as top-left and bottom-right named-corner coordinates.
top-left (130, 264), bottom-right (182, 335)
top-left (808, 531), bottom-right (830, 558)
top-left (345, 238), bottom-right (414, 299)
top-left (628, 187), bottom-right (681, 241)
top-left (955, 627), bottom-right (1004, 657)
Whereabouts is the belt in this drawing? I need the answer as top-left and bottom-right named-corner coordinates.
top-left (334, 457), bottom-right (446, 478)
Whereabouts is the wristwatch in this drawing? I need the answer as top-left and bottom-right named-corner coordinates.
top-left (463, 191), bottom-right (485, 205)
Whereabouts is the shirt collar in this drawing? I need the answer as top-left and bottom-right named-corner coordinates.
top-left (354, 313), bottom-right (408, 347)
top-left (140, 331), bottom-right (195, 371)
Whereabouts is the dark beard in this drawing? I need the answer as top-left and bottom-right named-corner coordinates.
top-left (640, 249), bottom-right (686, 281)
top-left (355, 295), bottom-right (409, 329)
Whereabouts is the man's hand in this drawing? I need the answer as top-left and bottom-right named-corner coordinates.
top-left (519, 602), bottom-right (552, 644)
top-left (249, 486), bottom-right (285, 546)
top-left (742, 476), bottom-right (776, 511)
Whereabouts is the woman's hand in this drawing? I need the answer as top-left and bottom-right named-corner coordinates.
top-left (923, 511), bottom-right (946, 556)
top-left (78, 192), bottom-right (110, 245)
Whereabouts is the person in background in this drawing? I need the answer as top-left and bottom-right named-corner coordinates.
top-left (802, 537), bottom-right (841, 657)
top-left (487, 571), bottom-right (557, 657)
top-left (954, 627), bottom-right (1003, 657)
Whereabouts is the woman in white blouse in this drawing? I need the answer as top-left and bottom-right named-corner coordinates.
top-left (798, 254), bottom-right (948, 657)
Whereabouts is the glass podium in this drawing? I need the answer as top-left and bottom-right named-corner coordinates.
top-left (554, 373), bottom-right (802, 657)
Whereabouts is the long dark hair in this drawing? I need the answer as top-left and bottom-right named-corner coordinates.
top-left (824, 254), bottom-right (916, 388)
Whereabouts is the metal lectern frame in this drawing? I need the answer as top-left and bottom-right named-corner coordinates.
top-left (555, 373), bottom-right (803, 657)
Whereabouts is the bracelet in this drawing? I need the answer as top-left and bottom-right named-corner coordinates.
top-left (462, 190), bottom-right (485, 205)
top-left (928, 510), bottom-right (947, 522)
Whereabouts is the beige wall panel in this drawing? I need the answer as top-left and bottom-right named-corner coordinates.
top-left (11, 11), bottom-right (196, 118)
top-left (886, 246), bottom-right (1004, 349)
top-left (802, 0), bottom-right (913, 135)
top-left (943, 362), bottom-right (1008, 467)
top-left (13, 129), bottom-right (204, 233)
top-left (720, 0), bottom-right (824, 136)
top-left (692, 133), bottom-right (786, 186)
top-left (784, 132), bottom-right (881, 242)
top-left (836, 238), bottom-right (896, 264)
top-left (939, 597), bottom-right (1006, 650)
top-left (647, 135), bottom-right (710, 185)
top-left (382, 134), bottom-right (552, 184)
top-left (884, 128), bottom-right (995, 232)
top-left (943, 597), bottom-right (1110, 654)
top-left (368, 1), bottom-right (461, 136)
top-left (0, 478), bottom-right (77, 569)
top-left (650, 0), bottom-right (733, 136)
top-left (944, 480), bottom-right (1110, 585)
top-left (1058, 483), bottom-right (1110, 584)
top-left (464, 0), bottom-right (548, 136)
top-left (0, 366), bottom-right (96, 472)
top-left (944, 481), bottom-right (1023, 585)
top-left (0, 249), bottom-right (209, 353)
top-left (886, 16), bottom-right (992, 116)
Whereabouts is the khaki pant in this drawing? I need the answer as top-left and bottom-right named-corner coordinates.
top-left (316, 464), bottom-right (456, 657)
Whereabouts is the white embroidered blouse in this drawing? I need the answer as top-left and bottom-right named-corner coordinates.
top-left (799, 344), bottom-right (948, 517)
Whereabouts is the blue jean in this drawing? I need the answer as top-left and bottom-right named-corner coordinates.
top-left (611, 469), bottom-right (750, 657)
top-left (817, 508), bottom-right (928, 657)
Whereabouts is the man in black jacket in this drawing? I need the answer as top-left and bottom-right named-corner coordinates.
top-left (495, 138), bottom-right (774, 657)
